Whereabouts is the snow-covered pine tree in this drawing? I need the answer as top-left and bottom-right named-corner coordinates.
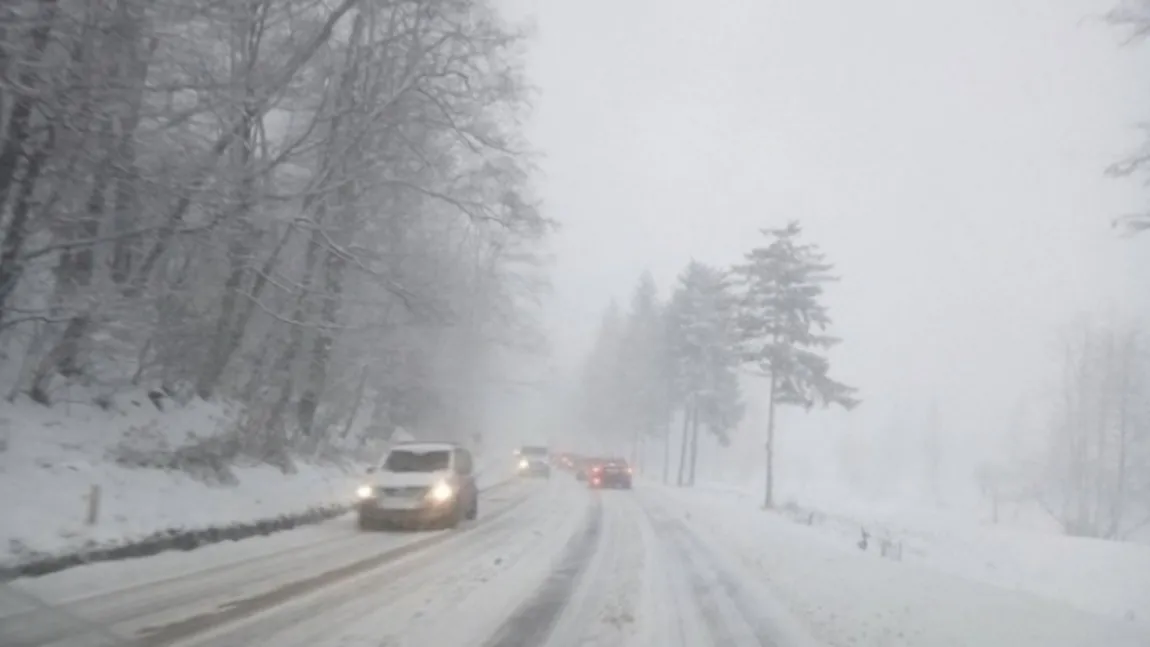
top-left (666, 261), bottom-right (744, 486)
top-left (578, 301), bottom-right (627, 445)
top-left (732, 221), bottom-right (858, 508)
top-left (617, 272), bottom-right (671, 471)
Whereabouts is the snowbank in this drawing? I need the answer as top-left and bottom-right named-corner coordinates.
top-left (0, 395), bottom-right (369, 570)
top-left (0, 389), bottom-right (522, 577)
top-left (678, 481), bottom-right (1150, 632)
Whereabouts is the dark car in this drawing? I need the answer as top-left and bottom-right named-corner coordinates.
top-left (587, 457), bottom-right (632, 489)
top-left (516, 445), bottom-right (551, 478)
top-left (355, 441), bottom-right (479, 530)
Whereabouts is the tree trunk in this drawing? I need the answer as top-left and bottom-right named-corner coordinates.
top-left (341, 365), bottom-right (370, 439)
top-left (297, 10), bottom-right (363, 437)
top-left (0, 5), bottom-right (55, 319)
top-left (676, 404), bottom-right (691, 486)
top-left (196, 231), bottom-right (252, 399)
top-left (110, 25), bottom-right (157, 287)
top-left (0, 0), bottom-right (56, 212)
top-left (195, 2), bottom-right (264, 399)
top-left (1109, 331), bottom-right (1134, 538)
top-left (300, 245), bottom-right (345, 436)
top-left (764, 372), bottom-right (778, 508)
top-left (1091, 329), bottom-right (1113, 535)
top-left (662, 417), bottom-right (672, 484)
top-left (687, 403), bottom-right (700, 486)
top-left (28, 315), bottom-right (89, 405)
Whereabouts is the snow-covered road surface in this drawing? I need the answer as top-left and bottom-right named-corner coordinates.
top-left (2, 476), bottom-right (1146, 647)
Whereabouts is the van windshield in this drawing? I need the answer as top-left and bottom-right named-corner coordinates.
top-left (383, 449), bottom-right (451, 473)
top-left (520, 446), bottom-right (548, 457)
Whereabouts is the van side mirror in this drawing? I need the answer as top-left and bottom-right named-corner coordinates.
top-left (365, 466), bottom-right (375, 474)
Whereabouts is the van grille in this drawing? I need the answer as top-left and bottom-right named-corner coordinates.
top-left (378, 486), bottom-right (428, 498)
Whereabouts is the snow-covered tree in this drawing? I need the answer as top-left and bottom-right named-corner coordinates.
top-left (732, 221), bottom-right (858, 508)
top-left (666, 261), bottom-right (744, 486)
top-left (1107, 2), bottom-right (1150, 234)
top-left (577, 301), bottom-right (627, 443)
top-left (1039, 319), bottom-right (1150, 538)
top-left (0, 0), bottom-right (550, 462)
top-left (616, 272), bottom-right (671, 470)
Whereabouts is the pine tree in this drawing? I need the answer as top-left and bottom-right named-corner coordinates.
top-left (732, 221), bottom-right (859, 508)
top-left (666, 261), bottom-right (744, 486)
top-left (578, 301), bottom-right (626, 443)
top-left (618, 272), bottom-right (670, 471)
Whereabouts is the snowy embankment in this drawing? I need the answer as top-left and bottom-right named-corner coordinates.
top-left (685, 480), bottom-right (1150, 631)
top-left (0, 395), bottom-right (512, 578)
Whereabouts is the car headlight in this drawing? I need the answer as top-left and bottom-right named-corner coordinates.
top-left (518, 459), bottom-right (529, 469)
top-left (428, 481), bottom-right (455, 503)
top-left (356, 485), bottom-right (374, 499)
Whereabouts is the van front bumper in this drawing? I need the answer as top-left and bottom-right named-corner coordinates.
top-left (357, 499), bottom-right (455, 527)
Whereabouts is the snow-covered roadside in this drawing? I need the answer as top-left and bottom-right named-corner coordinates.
top-left (643, 483), bottom-right (1150, 647)
top-left (689, 480), bottom-right (1150, 624)
top-left (0, 395), bottom-right (515, 573)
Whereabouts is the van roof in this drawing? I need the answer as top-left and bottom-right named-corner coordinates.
top-left (388, 441), bottom-right (460, 453)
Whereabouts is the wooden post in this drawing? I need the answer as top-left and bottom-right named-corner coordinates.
top-left (86, 484), bottom-right (101, 525)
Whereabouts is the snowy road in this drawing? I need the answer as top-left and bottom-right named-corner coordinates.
top-left (2, 476), bottom-right (1145, 647)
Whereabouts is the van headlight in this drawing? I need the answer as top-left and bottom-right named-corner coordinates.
top-left (518, 458), bottom-right (529, 469)
top-left (356, 485), bottom-right (374, 499)
top-left (428, 481), bottom-right (455, 503)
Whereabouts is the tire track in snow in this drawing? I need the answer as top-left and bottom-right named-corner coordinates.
top-left (626, 490), bottom-right (712, 647)
top-left (175, 477), bottom-right (581, 647)
top-left (642, 500), bottom-right (774, 646)
top-left (7, 477), bottom-right (525, 632)
top-left (479, 493), bottom-right (604, 647)
top-left (292, 477), bottom-right (595, 647)
top-left (1, 480), bottom-right (535, 647)
top-left (638, 487), bottom-right (822, 647)
top-left (540, 490), bottom-right (648, 647)
top-left (138, 484), bottom-right (542, 647)
top-left (167, 475), bottom-right (575, 647)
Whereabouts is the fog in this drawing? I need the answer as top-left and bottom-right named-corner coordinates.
top-left (4, 1), bottom-right (1150, 641)
top-left (488, 0), bottom-right (1150, 520)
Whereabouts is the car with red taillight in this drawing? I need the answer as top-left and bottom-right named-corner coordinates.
top-left (586, 457), bottom-right (632, 489)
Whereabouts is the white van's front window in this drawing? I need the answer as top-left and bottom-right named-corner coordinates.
top-left (384, 449), bottom-right (451, 473)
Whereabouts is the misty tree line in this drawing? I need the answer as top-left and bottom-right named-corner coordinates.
top-left (1023, 321), bottom-right (1150, 539)
top-left (978, 321), bottom-right (1150, 540)
top-left (1000, 2), bottom-right (1150, 539)
top-left (1058, 0), bottom-right (1150, 534)
top-left (575, 222), bottom-right (858, 508)
top-left (0, 0), bottom-right (549, 455)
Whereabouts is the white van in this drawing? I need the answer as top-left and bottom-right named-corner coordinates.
top-left (355, 441), bottom-right (479, 530)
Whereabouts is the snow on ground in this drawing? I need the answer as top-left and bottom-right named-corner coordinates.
top-left (691, 479), bottom-right (1150, 624)
top-left (8, 471), bottom-right (1144, 646)
top-left (646, 482), bottom-right (1150, 647)
top-left (0, 394), bottom-right (513, 566)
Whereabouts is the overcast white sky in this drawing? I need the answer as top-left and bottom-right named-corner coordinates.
top-left (497, 0), bottom-right (1150, 446)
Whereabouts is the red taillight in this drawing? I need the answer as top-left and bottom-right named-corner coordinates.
top-left (627, 467), bottom-right (633, 474)
top-left (592, 477), bottom-right (601, 485)
top-left (592, 466), bottom-right (602, 473)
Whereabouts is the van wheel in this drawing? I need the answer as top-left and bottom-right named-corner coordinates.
top-left (444, 501), bottom-right (464, 529)
top-left (466, 497), bottom-right (478, 520)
